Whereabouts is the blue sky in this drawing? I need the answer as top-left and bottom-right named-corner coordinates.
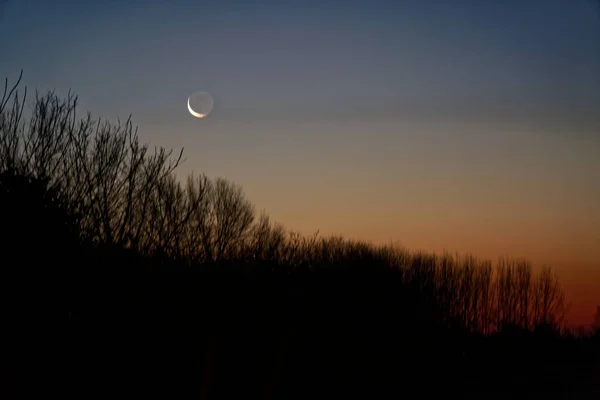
top-left (2, 0), bottom-right (599, 129)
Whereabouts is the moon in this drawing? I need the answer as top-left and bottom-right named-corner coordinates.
top-left (187, 98), bottom-right (205, 118)
top-left (187, 91), bottom-right (214, 118)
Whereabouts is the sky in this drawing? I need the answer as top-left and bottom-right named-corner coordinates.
top-left (1, 0), bottom-right (599, 325)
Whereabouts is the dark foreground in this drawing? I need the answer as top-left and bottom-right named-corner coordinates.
top-left (2, 256), bottom-right (599, 400)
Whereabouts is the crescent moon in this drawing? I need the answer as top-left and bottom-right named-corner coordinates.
top-left (187, 97), bottom-right (206, 118)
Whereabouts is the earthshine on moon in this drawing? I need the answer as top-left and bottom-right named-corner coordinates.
top-left (187, 91), bottom-right (214, 118)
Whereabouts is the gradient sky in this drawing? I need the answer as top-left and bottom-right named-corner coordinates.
top-left (1, 0), bottom-right (599, 325)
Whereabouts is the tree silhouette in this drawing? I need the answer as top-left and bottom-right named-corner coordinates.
top-left (0, 70), bottom-right (598, 397)
top-left (185, 174), bottom-right (255, 263)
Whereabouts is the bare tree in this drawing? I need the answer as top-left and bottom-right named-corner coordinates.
top-left (0, 73), bottom-right (201, 256)
top-left (245, 211), bottom-right (286, 263)
top-left (532, 266), bottom-right (566, 332)
top-left (185, 174), bottom-right (255, 263)
top-left (496, 258), bottom-right (516, 331)
top-left (515, 259), bottom-right (533, 330)
top-left (212, 177), bottom-right (255, 260)
top-left (0, 70), bottom-right (26, 173)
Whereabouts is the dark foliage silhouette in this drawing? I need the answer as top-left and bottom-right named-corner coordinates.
top-left (0, 71), bottom-right (598, 399)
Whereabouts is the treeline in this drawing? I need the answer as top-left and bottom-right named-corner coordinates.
top-left (3, 71), bottom-right (600, 398)
top-left (0, 70), bottom-right (570, 336)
